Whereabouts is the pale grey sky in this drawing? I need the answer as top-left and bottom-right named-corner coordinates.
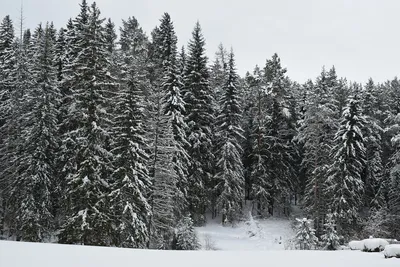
top-left (1, 0), bottom-right (399, 84)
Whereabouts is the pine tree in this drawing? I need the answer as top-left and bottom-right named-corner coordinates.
top-left (183, 22), bottom-right (214, 225)
top-left (173, 215), bottom-right (200, 250)
top-left (214, 50), bottom-right (244, 224)
top-left (57, 4), bottom-right (89, 223)
top-left (0, 22), bottom-right (33, 239)
top-left (297, 68), bottom-right (338, 235)
top-left (6, 23), bottom-right (60, 241)
top-left (321, 213), bottom-right (340, 250)
top-left (140, 14), bottom-right (183, 248)
top-left (59, 2), bottom-right (117, 246)
top-left (263, 54), bottom-right (295, 216)
top-left (158, 13), bottom-right (190, 218)
top-left (0, 15), bottom-right (15, 234)
top-left (295, 218), bottom-right (319, 250)
top-left (249, 66), bottom-right (271, 217)
top-left (109, 59), bottom-right (151, 248)
top-left (326, 96), bottom-right (366, 234)
top-left (362, 78), bottom-right (384, 209)
top-left (387, 110), bottom-right (400, 239)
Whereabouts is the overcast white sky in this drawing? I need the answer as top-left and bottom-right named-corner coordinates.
top-left (1, 0), bottom-right (399, 83)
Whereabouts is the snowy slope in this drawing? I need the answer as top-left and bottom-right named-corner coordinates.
top-left (1, 241), bottom-right (398, 267)
top-left (196, 216), bottom-right (294, 250)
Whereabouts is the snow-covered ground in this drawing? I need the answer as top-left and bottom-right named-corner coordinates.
top-left (196, 216), bottom-right (294, 250)
top-left (1, 240), bottom-right (398, 267)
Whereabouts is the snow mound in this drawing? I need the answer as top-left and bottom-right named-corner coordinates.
top-left (384, 244), bottom-right (400, 258)
top-left (363, 238), bottom-right (389, 252)
top-left (349, 240), bottom-right (364, 250)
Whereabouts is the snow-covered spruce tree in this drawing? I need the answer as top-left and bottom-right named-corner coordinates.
top-left (387, 112), bottom-right (400, 239)
top-left (4, 23), bottom-right (60, 242)
top-left (361, 78), bottom-right (385, 209)
top-left (57, 3), bottom-right (89, 227)
top-left (209, 43), bottom-right (228, 218)
top-left (183, 22), bottom-right (215, 225)
top-left (295, 218), bottom-right (319, 250)
top-left (297, 68), bottom-right (338, 236)
top-left (214, 50), bottom-right (244, 224)
top-left (107, 14), bottom-right (152, 249)
top-left (159, 13), bottom-right (190, 218)
top-left (326, 96), bottom-right (366, 235)
top-left (109, 58), bottom-right (151, 248)
top-left (0, 28), bottom-right (34, 239)
top-left (144, 14), bottom-right (185, 248)
top-left (0, 15), bottom-right (15, 234)
top-left (248, 66), bottom-right (271, 217)
top-left (173, 215), bottom-right (200, 250)
top-left (58, 2), bottom-right (117, 246)
top-left (321, 213), bottom-right (340, 250)
top-left (262, 54), bottom-right (295, 216)
top-left (241, 71), bottom-right (256, 201)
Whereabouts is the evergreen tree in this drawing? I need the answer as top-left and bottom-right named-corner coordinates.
top-left (173, 215), bottom-right (200, 250)
top-left (297, 68), bottom-right (338, 235)
top-left (387, 111), bottom-right (400, 238)
top-left (6, 23), bottom-right (60, 241)
top-left (249, 66), bottom-right (271, 217)
top-left (214, 50), bottom-right (244, 224)
top-left (158, 13), bottom-right (190, 217)
top-left (263, 54), bottom-right (295, 216)
top-left (107, 13), bottom-right (152, 249)
top-left (321, 213), bottom-right (340, 250)
top-left (295, 218), bottom-right (319, 250)
top-left (326, 96), bottom-right (366, 234)
top-left (183, 22), bottom-right (214, 225)
top-left (0, 15), bottom-right (15, 234)
top-left (109, 62), bottom-right (152, 248)
top-left (59, 2), bottom-right (117, 246)
top-left (362, 78), bottom-right (384, 209)
top-left (143, 13), bottom-right (186, 248)
top-left (0, 23), bottom-right (33, 239)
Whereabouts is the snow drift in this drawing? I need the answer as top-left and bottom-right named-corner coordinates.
top-left (384, 244), bottom-right (400, 258)
top-left (363, 238), bottom-right (389, 252)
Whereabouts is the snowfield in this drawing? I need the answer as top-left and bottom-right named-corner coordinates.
top-left (196, 216), bottom-right (294, 250)
top-left (1, 240), bottom-right (399, 267)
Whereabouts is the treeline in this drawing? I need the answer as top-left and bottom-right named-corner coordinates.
top-left (0, 0), bottom-right (399, 249)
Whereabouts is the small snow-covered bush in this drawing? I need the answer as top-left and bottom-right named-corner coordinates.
top-left (244, 212), bottom-right (264, 239)
top-left (349, 240), bottom-right (364, 250)
top-left (294, 218), bottom-right (319, 250)
top-left (203, 234), bottom-right (218, 250)
top-left (321, 213), bottom-right (340, 250)
top-left (383, 244), bottom-right (400, 258)
top-left (173, 215), bottom-right (200, 250)
top-left (362, 238), bottom-right (389, 252)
